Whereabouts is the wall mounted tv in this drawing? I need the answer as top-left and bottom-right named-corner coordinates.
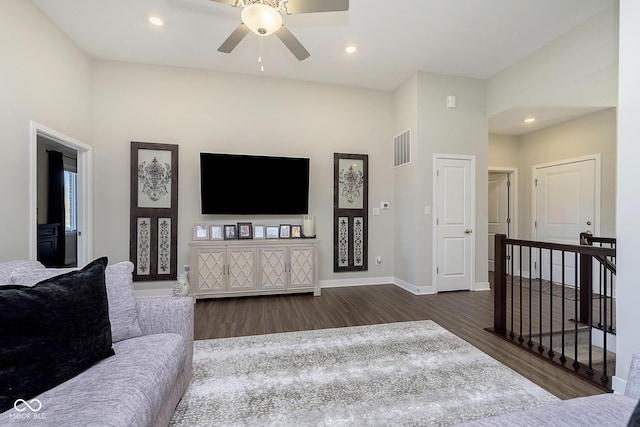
top-left (200, 153), bottom-right (310, 215)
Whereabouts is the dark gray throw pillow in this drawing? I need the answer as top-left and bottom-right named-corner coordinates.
top-left (0, 257), bottom-right (114, 413)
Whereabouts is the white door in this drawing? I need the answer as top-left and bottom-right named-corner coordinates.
top-left (534, 157), bottom-right (597, 284)
top-left (435, 156), bottom-right (475, 292)
top-left (488, 172), bottom-right (510, 272)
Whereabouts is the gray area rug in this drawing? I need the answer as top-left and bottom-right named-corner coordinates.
top-left (170, 321), bottom-right (558, 426)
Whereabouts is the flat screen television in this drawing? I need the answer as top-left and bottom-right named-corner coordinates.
top-left (200, 153), bottom-right (310, 215)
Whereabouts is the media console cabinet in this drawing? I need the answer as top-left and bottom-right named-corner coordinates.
top-left (189, 239), bottom-right (320, 299)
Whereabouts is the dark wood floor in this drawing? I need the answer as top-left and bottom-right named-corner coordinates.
top-left (193, 283), bottom-right (606, 400)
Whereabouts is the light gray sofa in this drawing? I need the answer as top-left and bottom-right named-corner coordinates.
top-left (0, 260), bottom-right (193, 427)
top-left (457, 351), bottom-right (640, 426)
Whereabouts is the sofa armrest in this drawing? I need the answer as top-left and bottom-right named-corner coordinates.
top-left (625, 351), bottom-right (640, 398)
top-left (135, 296), bottom-right (194, 342)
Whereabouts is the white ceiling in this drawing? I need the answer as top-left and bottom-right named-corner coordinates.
top-left (32, 0), bottom-right (616, 134)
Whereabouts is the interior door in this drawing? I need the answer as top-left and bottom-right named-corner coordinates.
top-left (488, 172), bottom-right (510, 272)
top-left (435, 156), bottom-right (474, 292)
top-left (534, 158), bottom-right (596, 284)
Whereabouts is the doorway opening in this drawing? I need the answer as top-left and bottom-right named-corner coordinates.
top-left (37, 135), bottom-right (78, 267)
top-left (30, 122), bottom-right (93, 267)
top-left (488, 167), bottom-right (517, 282)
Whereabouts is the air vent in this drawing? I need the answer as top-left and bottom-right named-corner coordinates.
top-left (393, 129), bottom-right (411, 167)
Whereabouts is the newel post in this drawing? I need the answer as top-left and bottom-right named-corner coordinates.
top-left (579, 232), bottom-right (593, 324)
top-left (494, 234), bottom-right (507, 333)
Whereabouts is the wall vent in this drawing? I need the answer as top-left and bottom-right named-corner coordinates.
top-left (393, 129), bottom-right (411, 167)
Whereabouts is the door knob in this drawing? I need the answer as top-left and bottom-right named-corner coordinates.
top-left (464, 229), bottom-right (472, 234)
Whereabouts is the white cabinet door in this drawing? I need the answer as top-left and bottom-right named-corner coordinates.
top-left (189, 240), bottom-right (319, 298)
top-left (196, 248), bottom-right (226, 292)
top-left (227, 247), bottom-right (257, 291)
top-left (289, 246), bottom-right (315, 288)
top-left (259, 247), bottom-right (287, 290)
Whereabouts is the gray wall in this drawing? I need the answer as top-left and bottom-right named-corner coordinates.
top-left (489, 108), bottom-right (617, 241)
top-left (393, 72), bottom-right (488, 292)
top-left (90, 60), bottom-right (395, 291)
top-left (0, 0), bottom-right (91, 261)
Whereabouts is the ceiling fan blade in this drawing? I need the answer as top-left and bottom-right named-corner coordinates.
top-left (281, 0), bottom-right (349, 14)
top-left (275, 26), bottom-right (310, 61)
top-left (209, 0), bottom-right (242, 7)
top-left (218, 24), bottom-right (250, 53)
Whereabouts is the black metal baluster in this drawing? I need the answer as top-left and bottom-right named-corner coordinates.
top-left (510, 243), bottom-right (515, 339)
top-left (587, 261), bottom-right (594, 376)
top-left (560, 250), bottom-right (567, 364)
top-left (528, 246), bottom-right (533, 348)
top-left (598, 256), bottom-right (603, 329)
top-left (573, 252), bottom-right (580, 370)
top-left (538, 247), bottom-right (544, 353)
top-left (519, 245), bottom-right (524, 344)
top-left (548, 250), bottom-right (555, 358)
top-left (602, 267), bottom-right (609, 384)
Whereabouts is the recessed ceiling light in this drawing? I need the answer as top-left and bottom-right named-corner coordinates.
top-left (149, 16), bottom-right (164, 26)
top-left (523, 118), bottom-right (536, 123)
top-left (345, 46), bottom-right (357, 54)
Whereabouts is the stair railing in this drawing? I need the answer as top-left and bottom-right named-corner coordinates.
top-left (491, 233), bottom-right (616, 391)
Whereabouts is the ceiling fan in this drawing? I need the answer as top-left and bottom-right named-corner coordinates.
top-left (211, 0), bottom-right (349, 61)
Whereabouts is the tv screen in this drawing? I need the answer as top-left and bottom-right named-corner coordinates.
top-left (200, 153), bottom-right (310, 215)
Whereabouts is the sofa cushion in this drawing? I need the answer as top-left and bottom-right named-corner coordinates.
top-left (0, 333), bottom-right (187, 426)
top-left (10, 261), bottom-right (143, 343)
top-left (455, 393), bottom-right (637, 426)
top-left (0, 260), bottom-right (44, 284)
top-left (0, 257), bottom-right (114, 413)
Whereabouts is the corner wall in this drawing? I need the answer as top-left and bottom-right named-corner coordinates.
top-left (614, 0), bottom-right (640, 391)
top-left (0, 0), bottom-right (91, 261)
top-left (487, 4), bottom-right (618, 117)
top-left (393, 72), bottom-right (488, 292)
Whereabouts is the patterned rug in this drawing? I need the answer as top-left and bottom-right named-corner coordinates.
top-left (170, 321), bottom-right (558, 426)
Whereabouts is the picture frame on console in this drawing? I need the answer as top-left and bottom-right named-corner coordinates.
top-left (237, 222), bottom-right (253, 239)
top-left (224, 224), bottom-right (237, 240)
top-left (254, 225), bottom-right (265, 239)
top-left (279, 224), bottom-right (291, 239)
top-left (210, 225), bottom-right (223, 240)
top-left (266, 226), bottom-right (279, 239)
top-left (291, 225), bottom-right (302, 238)
top-left (193, 224), bottom-right (209, 241)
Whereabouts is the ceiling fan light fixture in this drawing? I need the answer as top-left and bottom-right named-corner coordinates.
top-left (241, 4), bottom-right (282, 36)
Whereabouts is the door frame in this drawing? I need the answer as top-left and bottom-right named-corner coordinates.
top-left (29, 121), bottom-right (93, 266)
top-left (488, 167), bottom-right (518, 275)
top-left (531, 154), bottom-right (601, 278)
top-left (432, 153), bottom-right (476, 293)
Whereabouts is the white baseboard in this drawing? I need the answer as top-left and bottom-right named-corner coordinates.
top-left (474, 281), bottom-right (490, 291)
top-left (320, 276), bottom-right (395, 288)
top-left (613, 376), bottom-right (627, 394)
top-left (320, 276), bottom-right (435, 295)
top-left (393, 277), bottom-right (434, 295)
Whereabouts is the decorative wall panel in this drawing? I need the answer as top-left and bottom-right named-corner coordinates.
top-left (130, 142), bottom-right (178, 281)
top-left (136, 217), bottom-right (151, 276)
top-left (334, 153), bottom-right (368, 272)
